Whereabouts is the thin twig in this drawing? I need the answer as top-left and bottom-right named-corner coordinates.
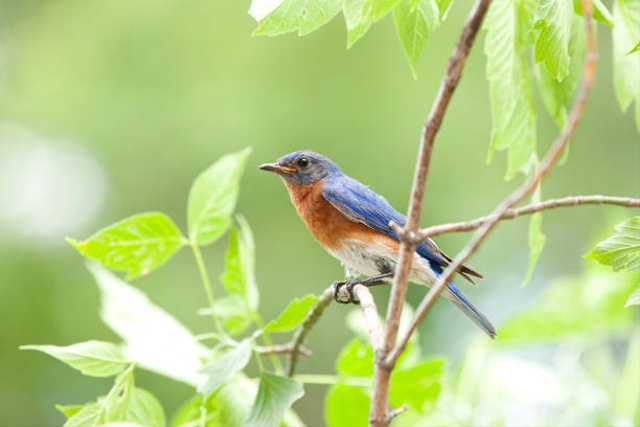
top-left (386, 0), bottom-right (597, 367)
top-left (370, 0), bottom-right (492, 425)
top-left (286, 286), bottom-right (333, 377)
top-left (389, 195), bottom-right (640, 242)
top-left (255, 343), bottom-right (313, 357)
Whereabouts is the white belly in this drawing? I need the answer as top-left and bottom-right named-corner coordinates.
top-left (327, 238), bottom-right (439, 286)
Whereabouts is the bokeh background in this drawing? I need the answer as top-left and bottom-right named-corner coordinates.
top-left (0, 1), bottom-right (638, 426)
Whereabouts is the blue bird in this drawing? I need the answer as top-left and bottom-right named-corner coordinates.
top-left (259, 150), bottom-right (496, 339)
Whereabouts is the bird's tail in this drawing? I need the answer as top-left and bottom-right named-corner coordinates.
top-left (446, 283), bottom-right (496, 339)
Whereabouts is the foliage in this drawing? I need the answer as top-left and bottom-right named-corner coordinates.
top-left (586, 216), bottom-right (640, 272)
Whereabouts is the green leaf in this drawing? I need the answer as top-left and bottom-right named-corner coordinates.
top-left (324, 384), bottom-right (370, 427)
top-left (187, 148), bottom-right (251, 246)
top-left (243, 373), bottom-right (304, 427)
top-left (573, 0), bottom-right (615, 27)
top-left (498, 268), bottom-right (638, 343)
top-left (535, 13), bottom-right (586, 130)
top-left (198, 340), bottom-right (253, 398)
top-left (484, 0), bottom-right (537, 180)
top-left (336, 338), bottom-right (374, 377)
top-left (56, 404), bottom-right (83, 419)
top-left (521, 185), bottom-right (546, 286)
top-left (389, 358), bottom-right (444, 410)
top-left (64, 403), bottom-right (101, 427)
top-left (203, 295), bottom-right (253, 336)
top-left (343, 0), bottom-right (375, 47)
top-left (88, 263), bottom-right (209, 386)
top-left (251, 0), bottom-right (342, 36)
top-left (393, 0), bottom-right (439, 77)
top-left (126, 388), bottom-right (166, 427)
top-left (626, 285), bottom-right (640, 307)
top-left (20, 341), bottom-right (129, 377)
top-left (220, 215), bottom-right (259, 311)
top-left (585, 217), bottom-right (640, 272)
top-left (67, 213), bottom-right (184, 280)
top-left (264, 294), bottom-right (320, 333)
top-left (629, 41), bottom-right (640, 53)
top-left (435, 0), bottom-right (454, 20)
top-left (533, 0), bottom-right (573, 81)
top-left (612, 0), bottom-right (640, 132)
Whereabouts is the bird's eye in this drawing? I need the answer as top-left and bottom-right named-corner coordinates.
top-left (297, 157), bottom-right (310, 168)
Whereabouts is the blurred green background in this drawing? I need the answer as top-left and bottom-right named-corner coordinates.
top-left (0, 1), bottom-right (638, 426)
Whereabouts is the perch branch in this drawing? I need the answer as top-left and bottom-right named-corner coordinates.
top-left (371, 0), bottom-right (492, 425)
top-left (387, 0), bottom-right (597, 367)
top-left (389, 195), bottom-right (640, 242)
top-left (354, 284), bottom-right (384, 349)
top-left (255, 343), bottom-right (312, 357)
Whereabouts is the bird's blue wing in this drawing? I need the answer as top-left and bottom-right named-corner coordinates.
top-left (321, 177), bottom-right (452, 272)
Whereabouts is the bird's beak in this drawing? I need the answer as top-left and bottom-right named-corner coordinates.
top-left (258, 163), bottom-right (297, 174)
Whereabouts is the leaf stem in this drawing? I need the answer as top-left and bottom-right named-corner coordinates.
top-left (253, 314), bottom-right (284, 374)
top-left (190, 243), bottom-right (225, 334)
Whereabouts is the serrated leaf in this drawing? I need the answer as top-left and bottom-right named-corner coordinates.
top-left (252, 0), bottom-right (342, 36)
top-left (64, 403), bottom-right (101, 427)
top-left (586, 217), bottom-right (640, 272)
top-left (612, 0), bottom-right (640, 132)
top-left (521, 185), bottom-right (546, 286)
top-left (198, 341), bottom-right (253, 398)
top-left (187, 148), bottom-right (251, 246)
top-left (394, 0), bottom-right (439, 77)
top-left (389, 358), bottom-right (444, 410)
top-left (88, 263), bottom-right (209, 386)
top-left (533, 0), bottom-right (573, 81)
top-left (336, 338), bottom-right (374, 377)
top-left (264, 294), bottom-right (319, 333)
top-left (220, 215), bottom-right (259, 311)
top-left (498, 269), bottom-right (637, 343)
top-left (21, 341), bottom-right (129, 377)
top-left (67, 213), bottom-right (184, 280)
top-left (324, 384), bottom-right (370, 427)
top-left (243, 373), bottom-right (304, 427)
top-left (535, 13), bottom-right (586, 130)
top-left (626, 285), bottom-right (640, 307)
top-left (573, 0), bottom-right (615, 27)
top-left (484, 0), bottom-right (537, 180)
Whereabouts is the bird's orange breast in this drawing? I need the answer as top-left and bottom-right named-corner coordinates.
top-left (283, 180), bottom-right (399, 253)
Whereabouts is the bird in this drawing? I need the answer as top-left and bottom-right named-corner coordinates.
top-left (259, 150), bottom-right (496, 339)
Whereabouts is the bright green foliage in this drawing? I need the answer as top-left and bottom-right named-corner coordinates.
top-left (252, 0), bottom-right (342, 36)
top-left (264, 294), bottom-right (320, 333)
top-left (243, 372), bottom-right (304, 426)
top-left (220, 215), bottom-right (259, 311)
top-left (336, 338), bottom-right (374, 377)
top-left (389, 358), bottom-right (444, 410)
top-left (534, 0), bottom-right (573, 81)
top-left (612, 0), bottom-right (640, 132)
top-left (573, 0), bottom-right (615, 27)
top-left (535, 13), bottom-right (586, 129)
top-left (55, 404), bottom-right (83, 419)
top-left (198, 341), bottom-right (252, 398)
top-left (208, 295), bottom-right (254, 335)
top-left (67, 213), bottom-right (184, 280)
top-left (586, 217), bottom-right (640, 272)
top-left (499, 268), bottom-right (638, 343)
top-left (343, 0), bottom-right (375, 47)
top-left (89, 264), bottom-right (208, 386)
top-left (125, 388), bottom-right (167, 427)
top-left (522, 185), bottom-right (546, 286)
top-left (187, 148), bottom-right (251, 246)
top-left (435, 0), bottom-right (454, 19)
top-left (629, 41), bottom-right (640, 53)
top-left (484, 0), bottom-right (537, 180)
top-left (325, 385), bottom-right (370, 427)
top-left (626, 285), bottom-right (640, 307)
top-left (21, 341), bottom-right (129, 377)
top-left (393, 0), bottom-right (439, 77)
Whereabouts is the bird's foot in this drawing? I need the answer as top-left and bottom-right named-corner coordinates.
top-left (332, 280), bottom-right (360, 305)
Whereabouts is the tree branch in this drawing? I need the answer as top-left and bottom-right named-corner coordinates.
top-left (255, 343), bottom-right (312, 357)
top-left (371, 0), bottom-right (492, 425)
top-left (286, 286), bottom-right (333, 377)
top-left (389, 195), bottom-right (640, 242)
top-left (386, 0), bottom-right (597, 367)
top-left (354, 284), bottom-right (384, 350)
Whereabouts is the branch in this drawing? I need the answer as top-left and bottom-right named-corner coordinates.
top-left (354, 284), bottom-right (384, 350)
top-left (371, 0), bottom-right (492, 425)
top-left (387, 0), bottom-right (598, 367)
top-left (255, 343), bottom-right (312, 357)
top-left (390, 195), bottom-right (640, 242)
top-left (286, 286), bottom-right (333, 377)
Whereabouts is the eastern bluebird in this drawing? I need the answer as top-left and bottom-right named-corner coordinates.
top-left (259, 150), bottom-right (496, 339)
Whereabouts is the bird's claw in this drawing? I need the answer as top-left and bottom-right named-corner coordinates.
top-left (332, 280), bottom-right (360, 305)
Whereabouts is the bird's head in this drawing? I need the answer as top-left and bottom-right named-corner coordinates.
top-left (259, 150), bottom-right (342, 185)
